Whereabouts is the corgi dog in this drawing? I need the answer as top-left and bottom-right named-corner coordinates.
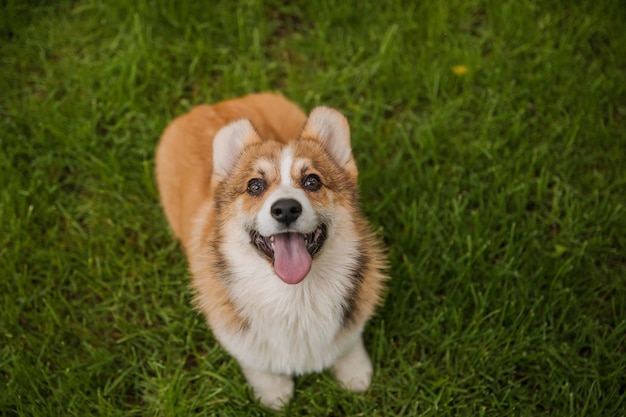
top-left (155, 93), bottom-right (387, 410)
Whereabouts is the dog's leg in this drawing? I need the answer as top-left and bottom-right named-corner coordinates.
top-left (332, 336), bottom-right (373, 392)
top-left (241, 365), bottom-right (294, 410)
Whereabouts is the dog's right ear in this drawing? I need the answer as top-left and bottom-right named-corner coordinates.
top-left (213, 119), bottom-right (260, 178)
top-left (302, 106), bottom-right (358, 179)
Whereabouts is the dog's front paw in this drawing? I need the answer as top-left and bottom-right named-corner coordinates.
top-left (242, 366), bottom-right (294, 410)
top-left (332, 338), bottom-right (373, 393)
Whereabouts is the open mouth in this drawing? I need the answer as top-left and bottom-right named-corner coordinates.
top-left (250, 224), bottom-right (328, 284)
top-left (250, 224), bottom-right (328, 260)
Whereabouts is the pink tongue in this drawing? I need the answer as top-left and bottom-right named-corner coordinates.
top-left (273, 233), bottom-right (312, 284)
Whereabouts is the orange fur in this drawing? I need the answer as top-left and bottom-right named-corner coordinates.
top-left (156, 93), bottom-right (307, 251)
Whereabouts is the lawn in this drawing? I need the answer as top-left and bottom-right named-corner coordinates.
top-left (1, 0), bottom-right (625, 415)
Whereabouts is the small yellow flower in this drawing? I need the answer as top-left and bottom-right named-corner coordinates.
top-left (452, 65), bottom-right (470, 76)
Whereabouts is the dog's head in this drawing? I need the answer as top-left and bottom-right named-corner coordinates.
top-left (211, 107), bottom-right (359, 285)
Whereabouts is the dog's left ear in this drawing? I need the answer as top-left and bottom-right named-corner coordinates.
top-left (213, 119), bottom-right (261, 178)
top-left (302, 107), bottom-right (357, 176)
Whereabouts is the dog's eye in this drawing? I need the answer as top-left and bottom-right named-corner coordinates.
top-left (247, 178), bottom-right (266, 196)
top-left (302, 174), bottom-right (322, 192)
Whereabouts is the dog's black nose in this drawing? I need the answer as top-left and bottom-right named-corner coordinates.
top-left (271, 198), bottom-right (302, 225)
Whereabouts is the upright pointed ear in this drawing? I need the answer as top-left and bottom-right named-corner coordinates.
top-left (302, 106), bottom-right (355, 171)
top-left (213, 119), bottom-right (260, 178)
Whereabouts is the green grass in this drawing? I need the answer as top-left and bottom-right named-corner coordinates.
top-left (2, 0), bottom-right (625, 415)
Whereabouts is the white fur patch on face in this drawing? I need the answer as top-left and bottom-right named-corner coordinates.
top-left (255, 146), bottom-right (318, 237)
top-left (280, 147), bottom-right (294, 187)
top-left (255, 158), bottom-right (275, 179)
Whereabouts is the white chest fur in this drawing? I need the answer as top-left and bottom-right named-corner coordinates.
top-left (214, 222), bottom-right (362, 375)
